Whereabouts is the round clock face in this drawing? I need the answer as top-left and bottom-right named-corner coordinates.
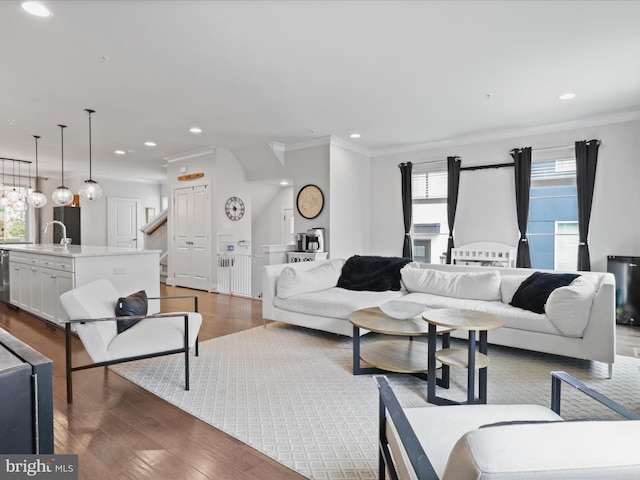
top-left (225, 196), bottom-right (245, 221)
top-left (297, 184), bottom-right (324, 219)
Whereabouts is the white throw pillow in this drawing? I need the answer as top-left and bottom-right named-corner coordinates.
top-left (500, 275), bottom-right (530, 304)
top-left (400, 266), bottom-right (501, 301)
top-left (277, 259), bottom-right (344, 299)
top-left (544, 276), bottom-right (597, 337)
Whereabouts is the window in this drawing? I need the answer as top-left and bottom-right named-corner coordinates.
top-left (412, 162), bottom-right (448, 264)
top-left (528, 152), bottom-right (578, 270)
top-left (0, 187), bottom-right (30, 242)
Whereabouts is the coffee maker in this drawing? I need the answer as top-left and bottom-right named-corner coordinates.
top-left (305, 227), bottom-right (325, 253)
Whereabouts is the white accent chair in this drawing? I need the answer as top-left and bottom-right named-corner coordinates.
top-left (376, 372), bottom-right (640, 479)
top-left (60, 279), bottom-right (202, 403)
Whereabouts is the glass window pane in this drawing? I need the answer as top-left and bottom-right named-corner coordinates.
top-left (412, 169), bottom-right (448, 264)
top-left (1, 187), bottom-right (28, 241)
top-left (528, 162), bottom-right (578, 270)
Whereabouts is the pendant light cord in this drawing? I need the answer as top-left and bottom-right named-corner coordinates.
top-left (34, 135), bottom-right (40, 181)
top-left (58, 124), bottom-right (67, 185)
top-left (85, 109), bottom-right (95, 181)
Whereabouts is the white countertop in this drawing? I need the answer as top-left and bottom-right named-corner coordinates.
top-left (3, 244), bottom-right (161, 258)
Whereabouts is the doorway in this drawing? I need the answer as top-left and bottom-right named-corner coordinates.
top-left (107, 197), bottom-right (139, 249)
top-left (172, 183), bottom-right (211, 290)
top-left (282, 208), bottom-right (294, 245)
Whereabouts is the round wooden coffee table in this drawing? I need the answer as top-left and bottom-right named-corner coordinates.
top-left (422, 309), bottom-right (503, 405)
top-left (349, 307), bottom-right (452, 379)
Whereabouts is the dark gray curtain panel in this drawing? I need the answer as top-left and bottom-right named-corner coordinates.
top-left (511, 147), bottom-right (532, 268)
top-left (399, 162), bottom-right (413, 258)
top-left (446, 156), bottom-right (461, 264)
top-left (575, 139), bottom-right (600, 271)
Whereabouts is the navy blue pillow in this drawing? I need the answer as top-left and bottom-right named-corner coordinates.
top-left (510, 272), bottom-right (579, 314)
top-left (115, 290), bottom-right (148, 334)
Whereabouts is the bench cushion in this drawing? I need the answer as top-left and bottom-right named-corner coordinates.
top-left (389, 404), bottom-right (562, 480)
top-left (444, 420), bottom-right (640, 480)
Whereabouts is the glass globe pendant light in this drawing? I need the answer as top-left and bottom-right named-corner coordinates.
top-left (27, 135), bottom-right (47, 208)
top-left (79, 109), bottom-right (102, 201)
top-left (0, 160), bottom-right (8, 208)
top-left (51, 124), bottom-right (74, 206)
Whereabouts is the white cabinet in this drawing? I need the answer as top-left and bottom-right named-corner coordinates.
top-left (286, 252), bottom-right (329, 263)
top-left (9, 252), bottom-right (75, 326)
top-left (8, 247), bottom-right (160, 327)
top-left (28, 265), bottom-right (43, 316)
top-left (40, 267), bottom-right (73, 324)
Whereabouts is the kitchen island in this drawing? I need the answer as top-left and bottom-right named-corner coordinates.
top-left (5, 244), bottom-right (160, 326)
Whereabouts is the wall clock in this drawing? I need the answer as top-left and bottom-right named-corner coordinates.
top-left (296, 184), bottom-right (324, 219)
top-left (225, 196), bottom-right (245, 221)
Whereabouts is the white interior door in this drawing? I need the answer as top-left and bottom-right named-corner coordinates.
top-left (282, 208), bottom-right (294, 245)
top-left (172, 184), bottom-right (211, 290)
top-left (108, 197), bottom-right (139, 249)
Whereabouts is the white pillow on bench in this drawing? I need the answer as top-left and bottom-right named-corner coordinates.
top-left (277, 259), bottom-right (344, 299)
top-left (401, 267), bottom-right (501, 301)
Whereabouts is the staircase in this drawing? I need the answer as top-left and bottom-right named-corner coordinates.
top-left (140, 208), bottom-right (168, 283)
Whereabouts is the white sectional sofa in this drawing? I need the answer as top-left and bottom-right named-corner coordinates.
top-left (262, 258), bottom-right (616, 374)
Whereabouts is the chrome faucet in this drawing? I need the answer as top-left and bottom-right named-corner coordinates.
top-left (43, 220), bottom-right (71, 249)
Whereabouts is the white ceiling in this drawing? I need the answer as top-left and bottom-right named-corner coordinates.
top-left (1, 0), bottom-right (639, 184)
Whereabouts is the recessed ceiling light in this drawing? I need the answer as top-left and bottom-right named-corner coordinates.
top-left (280, 180), bottom-right (289, 186)
top-left (21, 1), bottom-right (51, 17)
top-left (350, 133), bottom-right (361, 139)
top-left (144, 141), bottom-right (156, 147)
top-left (114, 150), bottom-right (126, 155)
top-left (190, 127), bottom-right (202, 134)
top-left (559, 93), bottom-right (576, 100)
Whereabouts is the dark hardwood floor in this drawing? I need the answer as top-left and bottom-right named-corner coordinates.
top-left (0, 285), bottom-right (305, 480)
top-left (1, 286), bottom-right (639, 479)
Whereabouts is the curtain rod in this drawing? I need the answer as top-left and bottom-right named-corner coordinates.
top-left (398, 158), bottom-right (451, 167)
top-left (399, 140), bottom-right (601, 169)
top-left (461, 162), bottom-right (513, 172)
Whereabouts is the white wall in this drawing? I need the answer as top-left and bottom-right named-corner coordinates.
top-left (38, 174), bottom-right (163, 246)
top-left (371, 118), bottom-right (640, 272)
top-left (329, 143), bottom-right (371, 259)
top-left (285, 143), bottom-right (331, 251)
top-left (216, 147), bottom-right (252, 254)
top-left (251, 185), bottom-right (293, 256)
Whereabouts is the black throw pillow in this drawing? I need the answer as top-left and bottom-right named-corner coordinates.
top-left (510, 272), bottom-right (579, 314)
top-left (337, 255), bottom-right (412, 291)
top-left (115, 290), bottom-right (148, 334)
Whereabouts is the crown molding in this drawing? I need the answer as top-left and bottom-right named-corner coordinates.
top-left (371, 109), bottom-right (640, 157)
top-left (163, 146), bottom-right (216, 162)
top-left (284, 135), bottom-right (372, 156)
top-left (284, 136), bottom-right (332, 152)
top-left (329, 136), bottom-right (373, 156)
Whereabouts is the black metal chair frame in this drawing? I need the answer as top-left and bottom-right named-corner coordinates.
top-left (376, 371), bottom-right (640, 480)
top-left (64, 294), bottom-right (199, 403)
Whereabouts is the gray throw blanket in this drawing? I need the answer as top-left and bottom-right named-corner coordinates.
top-left (337, 255), bottom-right (412, 291)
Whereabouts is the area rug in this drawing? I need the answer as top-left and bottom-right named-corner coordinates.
top-left (111, 323), bottom-right (640, 480)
